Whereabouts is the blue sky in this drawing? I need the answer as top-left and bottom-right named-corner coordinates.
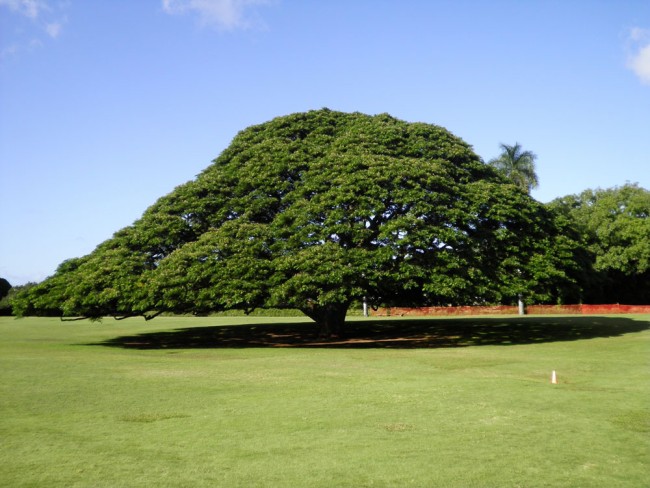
top-left (1, 0), bottom-right (649, 286)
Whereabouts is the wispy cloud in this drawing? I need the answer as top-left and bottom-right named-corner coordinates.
top-left (162, 0), bottom-right (273, 31)
top-left (0, 0), bottom-right (67, 58)
top-left (627, 27), bottom-right (650, 85)
top-left (0, 0), bottom-right (47, 19)
top-left (45, 20), bottom-right (62, 38)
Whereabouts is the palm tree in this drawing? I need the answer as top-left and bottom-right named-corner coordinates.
top-left (488, 143), bottom-right (539, 193)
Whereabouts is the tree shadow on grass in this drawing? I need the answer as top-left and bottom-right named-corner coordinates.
top-left (89, 315), bottom-right (650, 350)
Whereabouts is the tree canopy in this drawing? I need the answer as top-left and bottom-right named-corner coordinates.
top-left (488, 143), bottom-right (539, 193)
top-left (14, 110), bottom-right (584, 333)
top-left (548, 183), bottom-right (650, 304)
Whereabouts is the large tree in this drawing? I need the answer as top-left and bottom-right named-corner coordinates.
top-left (14, 110), bottom-right (583, 334)
top-left (548, 183), bottom-right (650, 303)
top-left (488, 143), bottom-right (539, 193)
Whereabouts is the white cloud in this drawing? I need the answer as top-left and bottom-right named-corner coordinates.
top-left (162, 0), bottom-right (272, 31)
top-left (45, 20), bottom-right (62, 38)
top-left (0, 0), bottom-right (47, 19)
top-left (0, 43), bottom-right (20, 58)
top-left (0, 0), bottom-right (67, 58)
top-left (629, 45), bottom-right (650, 85)
top-left (629, 27), bottom-right (649, 43)
top-left (627, 27), bottom-right (650, 85)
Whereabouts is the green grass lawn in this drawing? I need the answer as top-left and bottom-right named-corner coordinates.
top-left (1, 315), bottom-right (648, 487)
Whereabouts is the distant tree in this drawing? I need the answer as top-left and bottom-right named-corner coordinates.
top-left (0, 278), bottom-right (10, 316)
top-left (548, 183), bottom-right (650, 303)
top-left (0, 278), bottom-right (11, 301)
top-left (14, 110), bottom-right (584, 334)
top-left (488, 143), bottom-right (539, 193)
top-left (0, 281), bottom-right (38, 316)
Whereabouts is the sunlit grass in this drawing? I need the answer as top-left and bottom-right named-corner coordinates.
top-left (1, 315), bottom-right (648, 487)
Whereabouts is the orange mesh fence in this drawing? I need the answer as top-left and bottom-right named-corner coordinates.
top-left (371, 304), bottom-right (650, 317)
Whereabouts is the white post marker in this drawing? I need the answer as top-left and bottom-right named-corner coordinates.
top-left (551, 370), bottom-right (558, 384)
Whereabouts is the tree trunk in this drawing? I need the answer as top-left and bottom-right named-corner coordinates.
top-left (301, 302), bottom-right (349, 338)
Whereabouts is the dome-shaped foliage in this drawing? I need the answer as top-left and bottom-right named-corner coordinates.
top-left (15, 110), bottom-right (584, 333)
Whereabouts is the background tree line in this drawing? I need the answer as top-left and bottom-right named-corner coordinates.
top-left (487, 143), bottom-right (649, 304)
top-left (547, 183), bottom-right (650, 304)
top-left (0, 280), bottom-right (37, 316)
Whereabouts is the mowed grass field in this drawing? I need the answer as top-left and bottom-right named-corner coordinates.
top-left (1, 314), bottom-right (648, 487)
